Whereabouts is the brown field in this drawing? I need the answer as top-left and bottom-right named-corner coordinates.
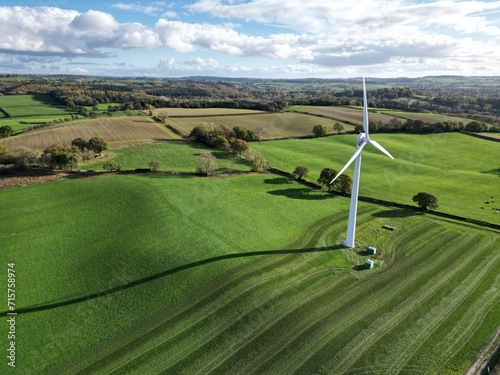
top-left (376, 110), bottom-right (470, 123)
top-left (152, 108), bottom-right (266, 117)
top-left (0, 117), bottom-right (179, 150)
top-left (168, 112), bottom-right (354, 138)
top-left (289, 106), bottom-right (395, 125)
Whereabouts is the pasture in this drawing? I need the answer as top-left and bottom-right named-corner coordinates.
top-left (0, 94), bottom-right (75, 132)
top-left (83, 141), bottom-right (251, 172)
top-left (0, 117), bottom-right (179, 150)
top-left (1, 173), bottom-right (498, 374)
top-left (168, 112), bottom-right (353, 138)
top-left (251, 132), bottom-right (500, 223)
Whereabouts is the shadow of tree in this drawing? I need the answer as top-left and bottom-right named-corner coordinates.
top-left (481, 167), bottom-right (500, 176)
top-left (353, 265), bottom-right (368, 271)
top-left (10, 244), bottom-right (344, 315)
top-left (268, 188), bottom-right (333, 200)
top-left (264, 177), bottom-right (292, 185)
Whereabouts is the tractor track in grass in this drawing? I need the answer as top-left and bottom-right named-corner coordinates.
top-left (59, 202), bottom-right (354, 374)
top-left (54, 204), bottom-right (499, 375)
top-left (275, 228), bottom-right (463, 374)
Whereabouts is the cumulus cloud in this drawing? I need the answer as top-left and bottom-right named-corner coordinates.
top-left (1, 2), bottom-right (500, 76)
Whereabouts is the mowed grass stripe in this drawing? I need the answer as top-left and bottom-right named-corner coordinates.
top-left (102, 214), bottom-right (353, 374)
top-left (103, 254), bottom-right (340, 375)
top-left (60, 210), bottom-right (352, 374)
top-left (329, 232), bottom-right (495, 375)
top-left (270, 228), bottom-right (462, 374)
top-left (215, 223), bottom-right (457, 374)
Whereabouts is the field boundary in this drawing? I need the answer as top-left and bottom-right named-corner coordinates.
top-left (268, 166), bottom-right (500, 232)
top-left (461, 130), bottom-right (500, 143)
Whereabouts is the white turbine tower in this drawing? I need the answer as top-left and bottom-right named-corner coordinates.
top-left (330, 77), bottom-right (394, 248)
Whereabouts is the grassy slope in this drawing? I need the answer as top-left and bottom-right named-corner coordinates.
top-left (82, 141), bottom-right (251, 172)
top-left (251, 132), bottom-right (500, 223)
top-left (1, 173), bottom-right (498, 374)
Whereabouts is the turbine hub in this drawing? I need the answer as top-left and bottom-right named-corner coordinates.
top-left (357, 132), bottom-right (366, 146)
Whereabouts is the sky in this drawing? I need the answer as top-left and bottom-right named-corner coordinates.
top-left (1, 0), bottom-right (500, 78)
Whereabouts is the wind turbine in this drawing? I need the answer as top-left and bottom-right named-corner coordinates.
top-left (330, 77), bottom-right (394, 248)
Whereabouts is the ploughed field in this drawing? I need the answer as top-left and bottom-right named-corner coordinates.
top-left (1, 174), bottom-right (498, 374)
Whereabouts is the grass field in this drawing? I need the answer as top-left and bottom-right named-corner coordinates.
top-left (0, 117), bottom-right (179, 149)
top-left (251, 132), bottom-right (500, 223)
top-left (1, 173), bottom-right (498, 374)
top-left (82, 141), bottom-right (251, 172)
top-left (0, 94), bottom-right (76, 132)
top-left (168, 112), bottom-right (354, 138)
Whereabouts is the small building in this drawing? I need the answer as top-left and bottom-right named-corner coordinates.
top-left (365, 259), bottom-right (374, 269)
top-left (367, 246), bottom-right (377, 255)
top-left (383, 225), bottom-right (397, 231)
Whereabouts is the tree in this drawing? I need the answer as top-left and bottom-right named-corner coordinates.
top-left (0, 125), bottom-right (14, 138)
top-left (333, 122), bottom-right (345, 134)
top-left (354, 124), bottom-right (364, 133)
top-left (334, 174), bottom-right (353, 194)
top-left (312, 124), bottom-right (328, 137)
top-left (148, 160), bottom-right (160, 172)
top-left (197, 152), bottom-right (217, 176)
top-left (157, 111), bottom-right (169, 124)
top-left (71, 138), bottom-right (88, 152)
top-left (292, 166), bottom-right (309, 180)
top-left (0, 144), bottom-right (9, 156)
top-left (465, 120), bottom-right (486, 132)
top-left (103, 160), bottom-right (120, 172)
top-left (87, 137), bottom-right (108, 156)
top-left (230, 139), bottom-right (250, 155)
top-left (16, 147), bottom-right (40, 168)
top-left (317, 168), bottom-right (337, 191)
top-left (43, 143), bottom-right (79, 170)
top-left (412, 192), bottom-right (439, 210)
top-left (248, 153), bottom-right (270, 172)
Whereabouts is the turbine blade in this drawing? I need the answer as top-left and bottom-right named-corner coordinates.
top-left (330, 142), bottom-right (367, 184)
top-left (363, 77), bottom-right (369, 139)
top-left (369, 139), bottom-right (394, 159)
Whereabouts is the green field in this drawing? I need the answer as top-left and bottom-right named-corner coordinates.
top-left (0, 94), bottom-right (76, 132)
top-left (168, 112), bottom-right (354, 138)
top-left (83, 141), bottom-right (251, 172)
top-left (1, 173), bottom-right (498, 374)
top-left (252, 133), bottom-right (500, 223)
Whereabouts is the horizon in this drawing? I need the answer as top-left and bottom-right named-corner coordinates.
top-left (2, 1), bottom-right (500, 78)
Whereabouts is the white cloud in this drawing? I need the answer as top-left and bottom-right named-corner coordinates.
top-left (157, 57), bottom-right (176, 70)
top-left (184, 57), bottom-right (219, 69)
top-left (111, 2), bottom-right (165, 16)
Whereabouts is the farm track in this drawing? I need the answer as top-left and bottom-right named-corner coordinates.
top-left (56, 202), bottom-right (500, 375)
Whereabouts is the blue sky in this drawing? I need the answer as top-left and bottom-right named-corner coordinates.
top-left (1, 0), bottom-right (500, 78)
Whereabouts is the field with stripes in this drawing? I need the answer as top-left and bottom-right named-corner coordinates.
top-left (1, 173), bottom-right (499, 374)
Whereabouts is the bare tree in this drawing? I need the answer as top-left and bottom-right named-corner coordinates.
top-left (197, 152), bottom-right (217, 176)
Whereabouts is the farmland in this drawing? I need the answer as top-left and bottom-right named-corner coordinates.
top-left (1, 174), bottom-right (498, 374)
top-left (1, 90), bottom-right (499, 375)
top-left (251, 133), bottom-right (500, 223)
top-left (0, 117), bottom-right (178, 149)
top-left (168, 112), bottom-right (353, 138)
top-left (288, 105), bottom-right (396, 125)
top-left (83, 141), bottom-right (251, 172)
top-left (0, 94), bottom-right (75, 132)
